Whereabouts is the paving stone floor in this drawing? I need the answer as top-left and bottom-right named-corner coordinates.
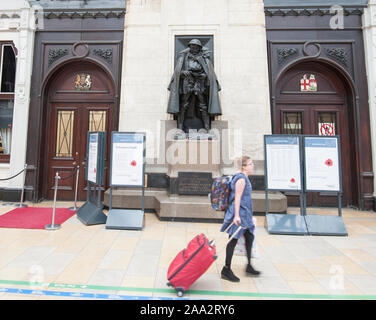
top-left (0, 201), bottom-right (375, 300)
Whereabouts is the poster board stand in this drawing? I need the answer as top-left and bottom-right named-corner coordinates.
top-left (302, 136), bottom-right (347, 236)
top-left (76, 132), bottom-right (107, 226)
top-left (264, 135), bottom-right (308, 235)
top-left (105, 132), bottom-right (146, 230)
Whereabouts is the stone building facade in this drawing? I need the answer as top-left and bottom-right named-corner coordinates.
top-left (0, 1), bottom-right (36, 201)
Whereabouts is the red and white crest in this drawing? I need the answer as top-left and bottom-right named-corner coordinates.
top-left (300, 74), bottom-right (317, 92)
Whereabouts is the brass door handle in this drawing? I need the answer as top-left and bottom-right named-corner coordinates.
top-left (73, 161), bottom-right (77, 165)
top-left (82, 161), bottom-right (86, 166)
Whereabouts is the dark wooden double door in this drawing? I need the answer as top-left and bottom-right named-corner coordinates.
top-left (274, 62), bottom-right (355, 207)
top-left (276, 104), bottom-right (352, 207)
top-left (46, 103), bottom-right (112, 201)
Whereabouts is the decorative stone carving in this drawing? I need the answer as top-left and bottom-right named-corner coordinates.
top-left (277, 48), bottom-right (298, 64)
top-left (92, 48), bottom-right (113, 64)
top-left (72, 42), bottom-right (89, 58)
top-left (44, 10), bottom-right (125, 19)
top-left (303, 42), bottom-right (321, 58)
top-left (48, 48), bottom-right (68, 66)
top-left (326, 48), bottom-right (348, 66)
top-left (264, 8), bottom-right (363, 17)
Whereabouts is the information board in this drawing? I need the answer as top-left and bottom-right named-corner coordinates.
top-left (265, 135), bottom-right (302, 191)
top-left (87, 133), bottom-right (99, 184)
top-left (110, 132), bottom-right (145, 187)
top-left (303, 136), bottom-right (341, 192)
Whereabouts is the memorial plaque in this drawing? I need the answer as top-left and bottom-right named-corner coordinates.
top-left (178, 172), bottom-right (212, 195)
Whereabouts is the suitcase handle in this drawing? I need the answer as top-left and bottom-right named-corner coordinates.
top-left (224, 222), bottom-right (244, 242)
top-left (216, 222), bottom-right (244, 253)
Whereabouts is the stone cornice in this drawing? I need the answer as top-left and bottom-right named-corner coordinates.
top-left (265, 7), bottom-right (364, 16)
top-left (0, 12), bottom-right (21, 19)
top-left (42, 9), bottom-right (125, 19)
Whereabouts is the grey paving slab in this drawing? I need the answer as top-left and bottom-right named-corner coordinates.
top-left (261, 246), bottom-right (301, 264)
top-left (98, 250), bottom-right (129, 269)
top-left (190, 273), bottom-right (223, 291)
top-left (362, 247), bottom-right (376, 259)
top-left (126, 254), bottom-right (160, 277)
top-left (88, 268), bottom-right (127, 287)
top-left (154, 267), bottom-right (169, 290)
top-left (134, 239), bottom-right (162, 256)
top-left (253, 276), bottom-right (292, 294)
top-left (346, 275), bottom-right (376, 294)
top-left (357, 234), bottom-right (376, 243)
top-left (39, 252), bottom-right (76, 276)
top-left (7, 246), bottom-right (56, 268)
top-left (304, 239), bottom-right (343, 257)
top-left (250, 259), bottom-right (281, 277)
top-left (285, 243), bottom-right (322, 260)
top-left (322, 237), bottom-right (360, 250)
top-left (117, 230), bottom-right (142, 238)
top-left (355, 261), bottom-right (376, 276)
top-left (314, 276), bottom-right (350, 295)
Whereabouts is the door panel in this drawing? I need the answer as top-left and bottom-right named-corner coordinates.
top-left (47, 105), bottom-right (80, 200)
top-left (46, 103), bottom-right (112, 201)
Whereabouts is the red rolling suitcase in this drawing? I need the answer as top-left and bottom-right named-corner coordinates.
top-left (166, 223), bottom-right (243, 297)
top-left (167, 233), bottom-right (216, 297)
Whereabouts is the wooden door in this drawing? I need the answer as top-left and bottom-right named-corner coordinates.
top-left (276, 104), bottom-right (351, 206)
top-left (46, 103), bottom-right (112, 200)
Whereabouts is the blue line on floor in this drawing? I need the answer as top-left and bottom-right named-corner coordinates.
top-left (0, 287), bottom-right (191, 300)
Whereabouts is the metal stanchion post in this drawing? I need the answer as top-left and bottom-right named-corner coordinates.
top-left (16, 164), bottom-right (28, 208)
top-left (45, 172), bottom-right (61, 230)
top-left (69, 166), bottom-right (80, 211)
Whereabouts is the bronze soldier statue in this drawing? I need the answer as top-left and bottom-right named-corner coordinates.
top-left (167, 39), bottom-right (222, 132)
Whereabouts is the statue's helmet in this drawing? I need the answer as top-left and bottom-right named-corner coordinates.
top-left (188, 39), bottom-right (202, 47)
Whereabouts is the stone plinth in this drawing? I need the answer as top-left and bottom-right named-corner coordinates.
top-left (160, 119), bottom-right (237, 179)
top-left (103, 188), bottom-right (287, 221)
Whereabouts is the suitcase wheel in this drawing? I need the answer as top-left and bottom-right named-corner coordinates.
top-left (177, 290), bottom-right (184, 298)
top-left (213, 254), bottom-right (217, 260)
top-left (167, 282), bottom-right (173, 287)
top-left (176, 287), bottom-right (185, 298)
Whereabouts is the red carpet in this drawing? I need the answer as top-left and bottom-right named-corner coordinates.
top-left (0, 207), bottom-right (76, 229)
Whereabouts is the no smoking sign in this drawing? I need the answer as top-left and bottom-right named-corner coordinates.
top-left (319, 123), bottom-right (335, 136)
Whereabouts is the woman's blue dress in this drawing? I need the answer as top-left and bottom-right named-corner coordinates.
top-left (220, 172), bottom-right (255, 239)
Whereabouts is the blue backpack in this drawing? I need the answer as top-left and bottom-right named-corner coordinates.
top-left (209, 175), bottom-right (234, 211)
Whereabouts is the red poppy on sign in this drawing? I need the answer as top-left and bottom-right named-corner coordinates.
top-left (131, 160), bottom-right (137, 167)
top-left (290, 178), bottom-right (295, 183)
top-left (325, 159), bottom-right (333, 166)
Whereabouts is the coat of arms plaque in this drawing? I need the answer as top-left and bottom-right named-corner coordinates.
top-left (75, 74), bottom-right (92, 91)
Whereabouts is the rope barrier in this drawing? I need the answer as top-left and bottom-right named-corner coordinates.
top-left (0, 167), bottom-right (26, 181)
top-left (59, 166), bottom-right (79, 181)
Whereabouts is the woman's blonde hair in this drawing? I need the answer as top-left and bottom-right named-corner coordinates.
top-left (235, 156), bottom-right (251, 170)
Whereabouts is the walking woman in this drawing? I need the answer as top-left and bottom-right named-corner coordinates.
top-left (220, 156), bottom-right (260, 282)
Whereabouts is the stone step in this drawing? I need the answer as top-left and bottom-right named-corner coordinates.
top-left (104, 188), bottom-right (287, 221)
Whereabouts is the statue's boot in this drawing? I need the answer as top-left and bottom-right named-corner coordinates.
top-left (201, 110), bottom-right (210, 131)
top-left (177, 113), bottom-right (185, 130)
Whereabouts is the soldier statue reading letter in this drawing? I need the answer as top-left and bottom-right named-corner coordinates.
top-left (167, 39), bottom-right (222, 133)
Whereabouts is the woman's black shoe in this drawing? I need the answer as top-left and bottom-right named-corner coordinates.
top-left (246, 264), bottom-right (261, 276)
top-left (221, 266), bottom-right (240, 282)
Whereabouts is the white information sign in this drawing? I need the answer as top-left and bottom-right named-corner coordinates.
top-left (87, 133), bottom-right (99, 183)
top-left (111, 133), bottom-right (144, 186)
top-left (304, 137), bottom-right (340, 192)
top-left (265, 136), bottom-right (302, 191)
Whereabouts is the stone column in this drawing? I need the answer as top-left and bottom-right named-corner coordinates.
top-left (8, 2), bottom-right (36, 188)
top-left (363, 0), bottom-right (376, 206)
